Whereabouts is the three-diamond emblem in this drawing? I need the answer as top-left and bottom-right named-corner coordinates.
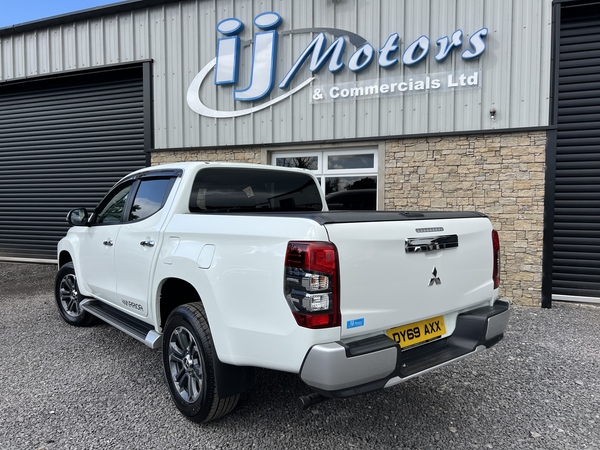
top-left (428, 267), bottom-right (441, 286)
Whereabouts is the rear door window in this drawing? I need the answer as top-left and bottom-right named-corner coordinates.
top-left (128, 178), bottom-right (174, 221)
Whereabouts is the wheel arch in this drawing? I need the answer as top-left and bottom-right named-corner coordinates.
top-left (58, 250), bottom-right (73, 268)
top-left (158, 277), bottom-right (255, 398)
top-left (158, 277), bottom-right (201, 330)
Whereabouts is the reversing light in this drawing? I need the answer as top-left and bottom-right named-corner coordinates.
top-left (284, 241), bottom-right (340, 329)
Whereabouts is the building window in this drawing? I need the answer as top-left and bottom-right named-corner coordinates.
top-left (272, 149), bottom-right (378, 210)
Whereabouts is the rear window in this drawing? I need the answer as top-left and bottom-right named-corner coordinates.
top-left (189, 167), bottom-right (323, 213)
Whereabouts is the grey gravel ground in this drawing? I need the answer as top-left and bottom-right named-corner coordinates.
top-left (0, 262), bottom-right (598, 450)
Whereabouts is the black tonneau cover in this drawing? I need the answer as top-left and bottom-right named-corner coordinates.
top-left (278, 210), bottom-right (487, 225)
top-left (207, 210), bottom-right (487, 225)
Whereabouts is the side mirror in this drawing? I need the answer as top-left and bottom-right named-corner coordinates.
top-left (66, 208), bottom-right (89, 226)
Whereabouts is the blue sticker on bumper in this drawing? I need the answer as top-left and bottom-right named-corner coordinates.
top-left (347, 318), bottom-right (365, 329)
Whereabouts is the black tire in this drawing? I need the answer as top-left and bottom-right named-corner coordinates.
top-left (54, 262), bottom-right (96, 327)
top-left (163, 302), bottom-right (240, 423)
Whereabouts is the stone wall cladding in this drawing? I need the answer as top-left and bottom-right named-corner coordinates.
top-left (151, 149), bottom-right (262, 166)
top-left (384, 131), bottom-right (546, 306)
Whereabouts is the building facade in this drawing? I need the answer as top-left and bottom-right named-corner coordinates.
top-left (0, 0), bottom-right (598, 307)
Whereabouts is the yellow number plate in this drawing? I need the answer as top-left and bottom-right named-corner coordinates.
top-left (386, 316), bottom-right (446, 349)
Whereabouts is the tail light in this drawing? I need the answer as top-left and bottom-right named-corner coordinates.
top-left (284, 241), bottom-right (340, 329)
top-left (492, 230), bottom-right (500, 289)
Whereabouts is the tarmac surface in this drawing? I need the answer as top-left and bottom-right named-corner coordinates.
top-left (0, 261), bottom-right (598, 449)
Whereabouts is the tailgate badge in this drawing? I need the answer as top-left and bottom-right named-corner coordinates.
top-left (428, 267), bottom-right (441, 286)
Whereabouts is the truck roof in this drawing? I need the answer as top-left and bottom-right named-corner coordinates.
top-left (120, 161), bottom-right (315, 183)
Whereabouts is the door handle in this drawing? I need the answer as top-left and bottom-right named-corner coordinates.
top-left (140, 240), bottom-right (155, 247)
top-left (103, 239), bottom-right (114, 247)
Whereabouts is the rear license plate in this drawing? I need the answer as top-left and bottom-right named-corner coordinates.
top-left (386, 316), bottom-right (446, 349)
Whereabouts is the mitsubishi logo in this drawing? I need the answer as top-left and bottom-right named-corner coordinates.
top-left (428, 267), bottom-right (441, 287)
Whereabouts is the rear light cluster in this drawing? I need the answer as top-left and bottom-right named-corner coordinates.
top-left (492, 230), bottom-right (501, 289)
top-left (284, 241), bottom-right (340, 329)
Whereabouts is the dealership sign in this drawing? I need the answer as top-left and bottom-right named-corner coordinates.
top-left (312, 70), bottom-right (481, 104)
top-left (187, 12), bottom-right (488, 118)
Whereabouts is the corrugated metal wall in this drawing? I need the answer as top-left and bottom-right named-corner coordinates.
top-left (0, 67), bottom-right (148, 260)
top-left (553, 2), bottom-right (600, 300)
top-left (0, 0), bottom-right (552, 149)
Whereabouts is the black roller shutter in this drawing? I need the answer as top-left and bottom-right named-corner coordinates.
top-left (0, 65), bottom-right (149, 261)
top-left (553, 3), bottom-right (600, 298)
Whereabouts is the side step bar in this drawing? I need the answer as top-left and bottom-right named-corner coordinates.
top-left (81, 299), bottom-right (162, 349)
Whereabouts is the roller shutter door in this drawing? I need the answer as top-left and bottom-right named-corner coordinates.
top-left (0, 66), bottom-right (148, 261)
top-left (553, 3), bottom-right (600, 300)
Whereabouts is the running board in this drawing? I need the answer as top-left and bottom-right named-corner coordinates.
top-left (80, 299), bottom-right (162, 349)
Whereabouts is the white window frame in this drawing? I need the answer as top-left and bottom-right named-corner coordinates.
top-left (323, 148), bottom-right (378, 176)
top-left (270, 147), bottom-right (381, 209)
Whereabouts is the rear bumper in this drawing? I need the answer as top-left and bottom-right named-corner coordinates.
top-left (299, 299), bottom-right (510, 398)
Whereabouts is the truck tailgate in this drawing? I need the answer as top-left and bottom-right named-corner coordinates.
top-left (324, 216), bottom-right (495, 339)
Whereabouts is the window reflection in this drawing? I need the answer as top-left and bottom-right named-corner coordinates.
top-left (325, 176), bottom-right (377, 210)
top-left (96, 185), bottom-right (132, 224)
top-left (129, 178), bottom-right (171, 221)
top-left (276, 157), bottom-right (318, 170)
top-left (327, 154), bottom-right (374, 170)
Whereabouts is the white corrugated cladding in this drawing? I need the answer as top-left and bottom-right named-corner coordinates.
top-left (0, 0), bottom-right (552, 148)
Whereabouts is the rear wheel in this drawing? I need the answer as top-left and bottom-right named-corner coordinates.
top-left (163, 302), bottom-right (240, 423)
top-left (54, 262), bottom-right (96, 327)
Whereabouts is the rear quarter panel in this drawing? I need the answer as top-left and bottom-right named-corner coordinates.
top-left (153, 213), bottom-right (341, 373)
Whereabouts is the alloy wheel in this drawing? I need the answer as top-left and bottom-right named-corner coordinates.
top-left (59, 273), bottom-right (82, 318)
top-left (168, 326), bottom-right (204, 404)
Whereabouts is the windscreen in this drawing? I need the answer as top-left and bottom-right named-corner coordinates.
top-left (189, 167), bottom-right (323, 213)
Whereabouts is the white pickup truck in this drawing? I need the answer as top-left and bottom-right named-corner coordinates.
top-left (55, 162), bottom-right (509, 423)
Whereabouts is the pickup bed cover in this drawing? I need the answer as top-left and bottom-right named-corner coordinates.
top-left (194, 210), bottom-right (488, 224)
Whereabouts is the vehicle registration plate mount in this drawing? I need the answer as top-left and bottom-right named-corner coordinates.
top-left (386, 316), bottom-right (447, 349)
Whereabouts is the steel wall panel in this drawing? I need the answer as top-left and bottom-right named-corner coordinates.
top-left (330, 0), bottom-right (355, 141)
top-left (181, 1), bottom-right (200, 147)
top-left (453, 0), bottom-right (483, 131)
top-left (289, 0), bottom-right (314, 143)
top-left (481, 0), bottom-right (512, 131)
top-left (402, 0), bottom-right (429, 136)
top-left (25, 32), bottom-right (37, 76)
top-left (509, 1), bottom-right (541, 128)
top-left (271, 0), bottom-right (293, 144)
top-left (52, 27), bottom-right (65, 72)
top-left (377, 0), bottom-right (403, 137)
top-left (119, 13), bottom-right (135, 63)
top-left (427, 0), bottom-right (456, 134)
top-left (0, 0), bottom-right (552, 148)
top-left (251, 1), bottom-right (275, 146)
top-left (355, 0), bottom-right (380, 139)
top-left (150, 6), bottom-right (168, 148)
top-left (75, 24), bottom-right (90, 69)
top-left (89, 20), bottom-right (103, 67)
top-left (165, 2), bottom-right (184, 148)
top-left (211, 0), bottom-right (234, 146)
top-left (12, 34), bottom-right (25, 78)
top-left (104, 16), bottom-right (120, 65)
